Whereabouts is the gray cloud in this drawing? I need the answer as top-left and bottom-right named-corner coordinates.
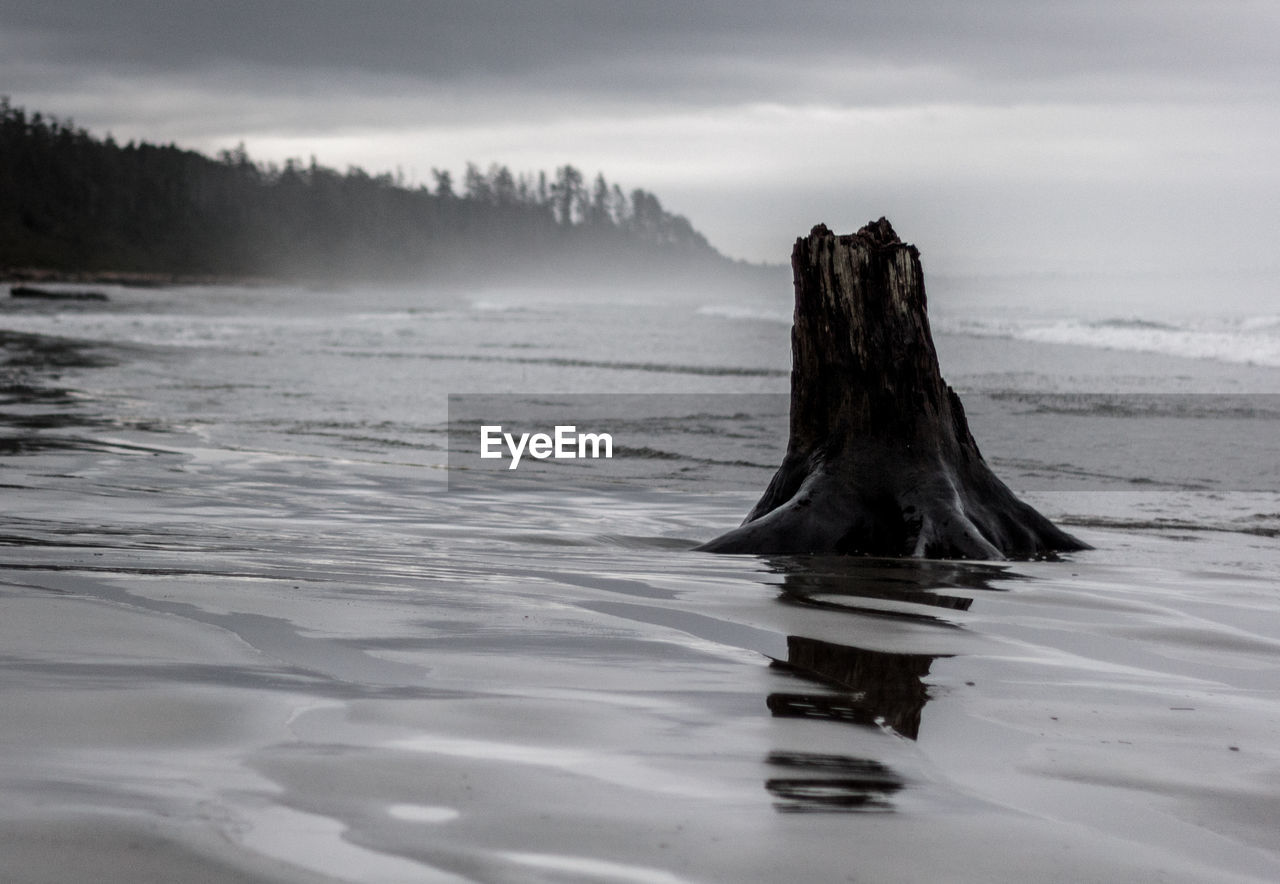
top-left (2, 1), bottom-right (1278, 270)
top-left (3, 1), bottom-right (1277, 109)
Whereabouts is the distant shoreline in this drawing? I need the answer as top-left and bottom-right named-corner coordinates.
top-left (2, 260), bottom-right (785, 293)
top-left (2, 266), bottom-right (276, 289)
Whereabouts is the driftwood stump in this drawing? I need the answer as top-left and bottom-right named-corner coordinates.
top-left (699, 219), bottom-right (1087, 559)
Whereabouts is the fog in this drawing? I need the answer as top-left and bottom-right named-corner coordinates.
top-left (2, 1), bottom-right (1278, 286)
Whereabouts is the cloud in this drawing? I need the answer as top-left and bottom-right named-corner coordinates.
top-left (3, 1), bottom-right (1278, 113)
top-left (2, 1), bottom-right (1278, 269)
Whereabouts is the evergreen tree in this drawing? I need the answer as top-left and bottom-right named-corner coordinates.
top-left (0, 100), bottom-right (727, 281)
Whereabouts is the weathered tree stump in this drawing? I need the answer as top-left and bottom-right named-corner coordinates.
top-left (699, 219), bottom-right (1087, 559)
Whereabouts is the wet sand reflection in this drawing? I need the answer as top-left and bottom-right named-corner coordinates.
top-left (765, 752), bottom-right (904, 813)
top-left (763, 558), bottom-right (1019, 812)
top-left (769, 636), bottom-right (939, 738)
top-left (0, 329), bottom-right (166, 455)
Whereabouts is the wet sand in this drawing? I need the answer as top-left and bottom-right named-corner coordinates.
top-left (3, 495), bottom-right (1280, 882)
top-left (2, 283), bottom-right (1279, 881)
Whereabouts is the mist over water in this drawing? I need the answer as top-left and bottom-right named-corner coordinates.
top-left (3, 275), bottom-right (1280, 881)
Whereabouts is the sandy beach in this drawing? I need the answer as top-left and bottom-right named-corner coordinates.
top-left (2, 280), bottom-right (1280, 881)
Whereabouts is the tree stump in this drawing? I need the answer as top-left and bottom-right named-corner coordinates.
top-left (699, 219), bottom-right (1087, 559)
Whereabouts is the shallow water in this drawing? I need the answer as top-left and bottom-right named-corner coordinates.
top-left (2, 280), bottom-right (1280, 882)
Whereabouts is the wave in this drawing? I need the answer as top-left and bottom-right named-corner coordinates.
top-left (469, 299), bottom-right (542, 314)
top-left (987, 390), bottom-right (1280, 420)
top-left (1060, 514), bottom-right (1280, 539)
top-left (700, 299), bottom-right (1280, 369)
top-left (346, 350), bottom-right (788, 377)
top-left (695, 304), bottom-right (792, 324)
top-left (935, 314), bottom-right (1280, 368)
top-left (1087, 318), bottom-right (1180, 331)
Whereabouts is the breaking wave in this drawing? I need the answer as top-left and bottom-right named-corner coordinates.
top-left (935, 314), bottom-right (1280, 368)
top-left (695, 304), bottom-right (791, 324)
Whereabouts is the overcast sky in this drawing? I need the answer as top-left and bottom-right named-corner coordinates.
top-left (2, 1), bottom-right (1278, 280)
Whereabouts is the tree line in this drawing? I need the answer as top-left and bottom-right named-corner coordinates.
top-left (0, 99), bottom-right (728, 282)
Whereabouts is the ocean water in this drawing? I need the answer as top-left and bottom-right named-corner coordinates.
top-left (2, 275), bottom-right (1280, 882)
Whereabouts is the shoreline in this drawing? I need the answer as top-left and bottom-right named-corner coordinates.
top-left (2, 266), bottom-right (279, 289)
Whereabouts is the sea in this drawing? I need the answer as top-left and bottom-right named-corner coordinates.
top-left (2, 268), bottom-right (1279, 883)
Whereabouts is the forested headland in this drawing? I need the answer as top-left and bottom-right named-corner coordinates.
top-left (1, 99), bottom-right (759, 284)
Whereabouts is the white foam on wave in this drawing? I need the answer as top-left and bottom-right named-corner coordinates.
top-left (0, 310), bottom-right (260, 348)
top-left (936, 315), bottom-right (1280, 368)
top-left (0, 308), bottom-right (413, 351)
top-left (469, 299), bottom-right (529, 313)
top-left (695, 304), bottom-right (791, 324)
